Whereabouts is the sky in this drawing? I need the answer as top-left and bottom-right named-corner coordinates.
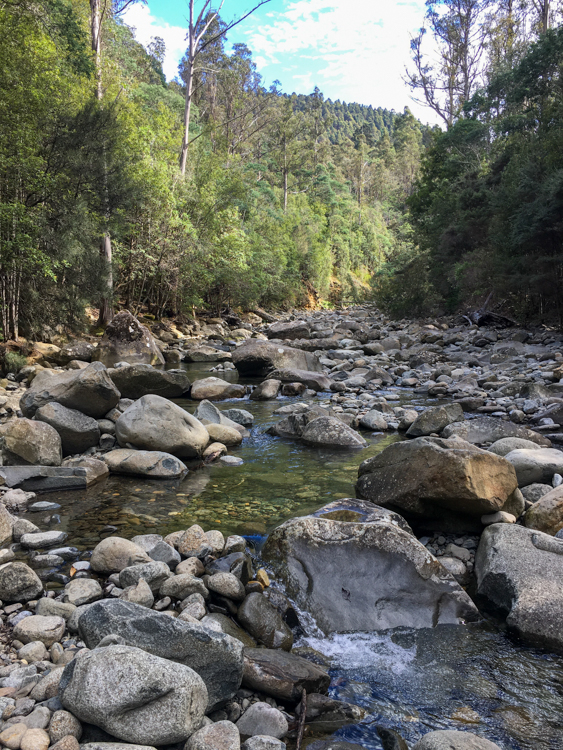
top-left (122, 0), bottom-right (436, 123)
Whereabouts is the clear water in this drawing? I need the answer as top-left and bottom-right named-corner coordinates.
top-left (21, 363), bottom-right (563, 750)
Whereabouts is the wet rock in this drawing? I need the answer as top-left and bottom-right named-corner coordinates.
top-left (195, 401), bottom-right (248, 435)
top-left (250, 380), bottom-right (281, 401)
top-left (78, 599), bottom-right (244, 710)
top-left (116, 395), bottom-right (209, 458)
top-left (236, 703), bottom-right (288, 740)
top-left (263, 499), bottom-right (479, 635)
top-left (185, 721), bottom-right (240, 750)
top-left (0, 562), bottom-right (43, 602)
top-left (222, 409), bottom-right (254, 427)
top-left (93, 311), bottom-right (165, 367)
top-left (242, 648), bottom-right (329, 703)
top-left (103, 449), bottom-right (187, 479)
top-left (191, 377), bottom-right (245, 401)
top-left (301, 417), bottom-right (366, 448)
top-left (406, 403), bottom-right (465, 438)
top-left (524, 485), bottom-right (563, 535)
top-left (20, 530), bottom-right (68, 549)
top-left (35, 402), bottom-right (100, 455)
top-left (356, 437), bottom-right (518, 522)
top-left (0, 419), bottom-right (62, 466)
top-left (237, 593), bottom-right (293, 651)
top-left (412, 730), bottom-right (502, 749)
top-left (476, 523), bottom-right (563, 653)
top-left (13, 615), bottom-right (65, 646)
top-left (90, 537), bottom-right (151, 574)
top-left (504, 448), bottom-right (563, 486)
top-left (232, 340), bottom-right (322, 377)
top-left (442, 417), bottom-right (550, 447)
top-left (296, 693), bottom-right (365, 732)
top-left (206, 424), bottom-right (243, 447)
top-left (20, 362), bottom-right (120, 419)
top-left (59, 644), bottom-right (207, 745)
top-left (108, 364), bottom-right (190, 399)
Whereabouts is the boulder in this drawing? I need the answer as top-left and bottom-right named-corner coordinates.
top-left (119, 561), bottom-right (172, 593)
top-left (0, 562), bottom-right (43, 602)
top-left (487, 437), bottom-right (543, 457)
top-left (59, 644), bottom-right (207, 746)
top-left (194, 401), bottom-right (248, 435)
top-left (191, 377), bottom-right (245, 401)
top-left (475, 523), bottom-right (563, 653)
top-left (13, 615), bottom-right (65, 647)
top-left (412, 731), bottom-right (502, 750)
top-left (236, 703), bottom-right (288, 740)
top-left (223, 409), bottom-right (254, 427)
top-left (108, 365), bottom-right (190, 399)
top-left (35, 403), bottom-right (100, 455)
top-left (237, 593), bottom-right (293, 651)
top-left (62, 457), bottom-right (109, 485)
top-left (93, 311), bottom-right (165, 367)
top-left (206, 424), bottom-right (242, 447)
top-left (301, 417), bottom-right (366, 449)
top-left (406, 403), bottom-right (464, 438)
top-left (262, 499), bottom-right (479, 635)
top-left (0, 419), bottom-right (62, 466)
top-left (116, 395), bottom-right (209, 458)
top-left (504, 448), bottom-right (563, 486)
top-left (267, 320), bottom-right (310, 340)
top-left (103, 449), bottom-right (187, 479)
top-left (184, 346), bottom-right (232, 363)
top-left (185, 721), bottom-right (240, 750)
top-left (359, 411), bottom-right (388, 431)
top-left (242, 649), bottom-right (330, 704)
top-left (20, 362), bottom-right (120, 419)
top-left (232, 340), bottom-right (322, 377)
top-left (78, 599), bottom-right (244, 710)
top-left (442, 417), bottom-right (550, 447)
top-left (53, 341), bottom-right (95, 366)
top-left (90, 537), bottom-right (151, 574)
top-left (524, 485), bottom-right (563, 535)
top-left (249, 380), bottom-right (281, 401)
top-left (268, 369), bottom-right (331, 392)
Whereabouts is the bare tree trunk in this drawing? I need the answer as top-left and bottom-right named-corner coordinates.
top-left (91, 0), bottom-right (102, 101)
top-left (180, 48), bottom-right (195, 175)
top-left (283, 136), bottom-right (288, 212)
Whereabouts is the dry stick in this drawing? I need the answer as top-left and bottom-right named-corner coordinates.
top-left (295, 688), bottom-right (307, 750)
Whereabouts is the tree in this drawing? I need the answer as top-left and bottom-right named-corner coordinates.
top-left (179, 0), bottom-right (272, 175)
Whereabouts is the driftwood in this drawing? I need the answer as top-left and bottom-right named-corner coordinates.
top-left (251, 307), bottom-right (277, 323)
top-left (462, 292), bottom-right (517, 328)
top-left (295, 688), bottom-right (307, 750)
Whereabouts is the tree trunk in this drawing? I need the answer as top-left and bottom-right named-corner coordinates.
top-left (90, 0), bottom-right (102, 101)
top-left (180, 52), bottom-right (194, 175)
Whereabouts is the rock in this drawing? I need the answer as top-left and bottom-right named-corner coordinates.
top-left (524, 485), bottom-right (563, 535)
top-left (90, 537), bottom-right (151, 574)
top-left (108, 364), bottom-right (190, 399)
top-left (62, 457), bottom-right (109, 485)
top-left (18, 641), bottom-right (48, 663)
top-left (20, 530), bottom-right (68, 549)
top-left (504, 448), bottom-right (563, 486)
top-left (242, 737), bottom-right (286, 750)
top-left (481, 511), bottom-right (516, 525)
top-left (406, 403), bottom-right (465, 438)
top-left (356, 437), bottom-right (518, 522)
top-left (35, 599), bottom-right (76, 620)
top-left (242, 648), bottom-right (330, 703)
top-left (194, 401), bottom-right (248, 435)
top-left (412, 730), bottom-right (502, 749)
top-left (208, 572), bottom-right (245, 601)
top-left (65, 578), bottom-right (103, 606)
top-left (205, 424), bottom-right (242, 447)
top-left (119, 561), bottom-right (171, 593)
top-left (185, 721), bottom-right (240, 750)
top-left (232, 340), bottom-right (322, 377)
top-left (359, 410), bottom-right (388, 431)
top-left (103, 449), bottom-right (187, 479)
top-left (236, 703), bottom-right (288, 740)
top-left (0, 723), bottom-right (27, 750)
top-left (53, 340), bottom-right (95, 366)
top-left (296, 694), bottom-right (365, 732)
top-left (268, 369), bottom-right (331, 392)
top-left (237, 593), bottom-right (293, 651)
top-left (262, 499), bottom-right (479, 635)
top-left (115, 395), bottom-right (209, 458)
top-left (185, 346), bottom-right (232, 363)
top-left (50, 738), bottom-right (79, 750)
top-left (120, 578), bottom-right (155, 607)
top-left (79, 745), bottom-right (157, 750)
top-left (300, 417), bottom-right (366, 448)
top-left (49, 710), bottom-right (83, 743)
top-left (13, 615), bottom-right (65, 646)
top-left (205, 529), bottom-right (225, 555)
top-left (220, 456), bottom-right (243, 466)
top-left (77, 599), bottom-right (244, 711)
top-left (200, 614), bottom-right (256, 648)
top-left (93, 311), bottom-right (165, 367)
top-left (35, 403), bottom-right (100, 455)
top-left (475, 523), bottom-right (563, 653)
top-left (131, 535), bottom-right (181, 569)
top-left (250, 380), bottom-right (281, 401)
top-left (159, 573), bottom-right (207, 600)
top-left (521, 483), bottom-right (553, 503)
top-left (442, 417), bottom-right (550, 447)
top-left (20, 728), bottom-right (50, 750)
top-left (59, 644), bottom-right (207, 745)
top-left (0, 562), bottom-right (43, 602)
top-left (0, 503), bottom-right (14, 546)
top-left (487, 437), bottom-right (543, 457)
top-left (20, 362), bottom-right (120, 419)
top-left (0, 419), bottom-right (62, 466)
top-left (177, 525), bottom-right (212, 558)
top-left (267, 320), bottom-right (310, 340)
top-left (191, 377), bottom-right (245, 401)
top-left (222, 409), bottom-right (254, 427)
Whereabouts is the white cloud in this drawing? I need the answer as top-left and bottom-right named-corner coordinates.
top-left (122, 3), bottom-right (187, 81)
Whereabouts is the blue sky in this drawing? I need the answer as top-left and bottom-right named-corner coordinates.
top-left (122, 0), bottom-right (435, 123)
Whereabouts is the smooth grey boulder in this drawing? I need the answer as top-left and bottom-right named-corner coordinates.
top-left (475, 523), bottom-right (563, 653)
top-left (131, 535), bottom-right (181, 569)
top-left (0, 418), bottom-right (62, 466)
top-left (359, 410), bottom-right (388, 431)
top-left (93, 310), bottom-right (165, 367)
top-left (58, 645), bottom-right (207, 746)
top-left (191, 377), bottom-right (245, 401)
top-left (103, 449), bottom-right (187, 479)
top-left (232, 340), bottom-right (322, 377)
top-left (108, 364), bottom-right (190, 399)
top-left (119, 561), bottom-right (172, 593)
top-left (268, 369), bottom-right (331, 392)
top-left (249, 380), bottom-right (281, 401)
top-left (116, 395), bottom-right (209, 458)
top-left (90, 536), bottom-right (151, 574)
top-left (236, 703), bottom-right (288, 740)
top-left (185, 721), bottom-right (240, 750)
top-left (412, 730), bottom-right (502, 749)
top-left (406, 403), bottom-right (464, 438)
top-left (35, 402), bottom-right (100, 455)
top-left (242, 738), bottom-right (286, 750)
top-left (237, 593), bottom-right (293, 651)
top-left (504, 448), bottom-right (563, 486)
top-left (487, 437), bottom-right (543, 457)
top-left (0, 562), bottom-right (43, 602)
top-left (78, 599), bottom-right (244, 710)
top-left (442, 417), bottom-right (550, 447)
top-left (267, 320), bottom-right (310, 340)
top-left (20, 362), bottom-right (120, 419)
top-left (356, 437), bottom-right (518, 522)
top-left (263, 499), bottom-right (479, 635)
top-left (242, 648), bottom-right (330, 704)
top-left (194, 400), bottom-right (248, 435)
top-left (301, 417), bottom-right (366, 448)
top-left (521, 482), bottom-right (553, 503)
top-left (222, 408), bottom-right (254, 427)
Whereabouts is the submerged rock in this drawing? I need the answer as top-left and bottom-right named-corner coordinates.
top-left (242, 648), bottom-right (330, 703)
top-left (103, 449), bottom-right (187, 479)
top-left (412, 730), bottom-right (502, 749)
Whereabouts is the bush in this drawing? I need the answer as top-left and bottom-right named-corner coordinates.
top-left (2, 351), bottom-right (28, 374)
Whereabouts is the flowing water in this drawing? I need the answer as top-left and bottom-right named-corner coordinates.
top-left (20, 364), bottom-right (563, 750)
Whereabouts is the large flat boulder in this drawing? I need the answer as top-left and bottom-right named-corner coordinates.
top-left (20, 362), bottom-right (120, 419)
top-left (184, 346), bottom-right (232, 363)
top-left (242, 648), bottom-right (330, 704)
top-left (108, 365), bottom-right (190, 399)
top-left (267, 320), bottom-right (310, 340)
top-left (475, 523), bottom-right (563, 653)
top-left (262, 499), bottom-right (479, 634)
top-left (356, 437), bottom-right (518, 522)
top-left (35, 402), bottom-right (100, 455)
top-left (190, 377), bottom-right (245, 401)
top-left (78, 599), bottom-right (244, 710)
top-left (232, 340), bottom-right (322, 377)
top-left (268, 369), bottom-right (331, 392)
top-left (93, 311), bottom-right (164, 367)
top-left (0, 419), bottom-right (62, 466)
top-left (503, 448), bottom-right (563, 486)
top-left (115, 395), bottom-right (209, 458)
top-left (412, 731), bottom-right (502, 749)
top-left (59, 644), bottom-right (207, 746)
top-left (301, 417), bottom-right (366, 449)
top-left (442, 417), bottom-right (550, 447)
top-left (103, 449), bottom-right (187, 479)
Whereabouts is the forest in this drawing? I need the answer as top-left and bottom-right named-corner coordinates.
top-left (1, 0), bottom-right (562, 341)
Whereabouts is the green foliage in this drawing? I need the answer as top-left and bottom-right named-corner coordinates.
top-left (2, 351), bottom-right (27, 373)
